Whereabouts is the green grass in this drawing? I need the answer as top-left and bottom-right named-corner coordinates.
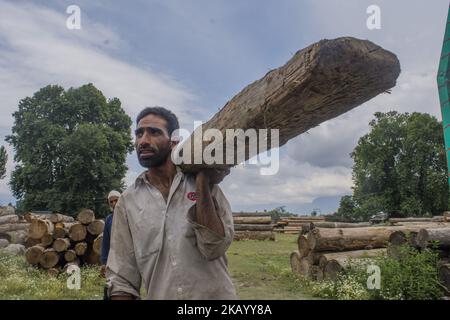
top-left (228, 233), bottom-right (317, 299)
top-left (0, 252), bottom-right (104, 300)
top-left (0, 234), bottom-right (315, 300)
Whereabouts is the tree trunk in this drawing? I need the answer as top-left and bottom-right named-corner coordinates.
top-left (0, 206), bottom-right (15, 217)
top-left (49, 213), bottom-right (75, 224)
top-left (77, 209), bottom-right (95, 225)
top-left (175, 37), bottom-right (400, 173)
top-left (417, 228), bottom-right (450, 249)
top-left (0, 222), bottom-right (30, 233)
top-left (74, 242), bottom-right (88, 256)
top-left (64, 249), bottom-right (77, 262)
top-left (1, 230), bottom-right (27, 244)
top-left (233, 231), bottom-right (275, 241)
top-left (290, 250), bottom-right (302, 274)
top-left (319, 249), bottom-right (386, 269)
top-left (0, 238), bottom-right (9, 248)
top-left (25, 245), bottom-right (45, 265)
top-left (233, 216), bottom-right (272, 224)
top-left (389, 217), bottom-right (444, 224)
top-left (53, 238), bottom-right (70, 252)
top-left (40, 233), bottom-right (54, 247)
top-left (63, 259), bottom-right (81, 272)
top-left (68, 223), bottom-right (87, 242)
top-left (297, 235), bottom-right (310, 257)
top-left (39, 248), bottom-right (60, 269)
top-left (29, 219), bottom-right (54, 239)
top-left (310, 222), bottom-right (372, 229)
top-left (87, 220), bottom-right (105, 236)
top-left (233, 224), bottom-right (273, 231)
top-left (24, 237), bottom-right (41, 248)
top-left (323, 249), bottom-right (386, 281)
top-left (233, 213), bottom-right (272, 217)
top-left (53, 227), bottom-right (67, 239)
top-left (93, 234), bottom-right (103, 255)
top-left (298, 255), bottom-right (314, 279)
top-left (307, 226), bottom-right (420, 252)
top-left (439, 263), bottom-right (450, 294)
top-left (0, 215), bottom-right (19, 225)
top-left (24, 212), bottom-right (53, 223)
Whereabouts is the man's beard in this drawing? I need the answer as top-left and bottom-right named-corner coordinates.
top-left (137, 143), bottom-right (171, 168)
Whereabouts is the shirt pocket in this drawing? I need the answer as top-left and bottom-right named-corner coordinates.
top-left (132, 208), bottom-right (163, 260)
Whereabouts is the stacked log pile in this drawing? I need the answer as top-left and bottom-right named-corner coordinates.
top-left (24, 209), bottom-right (104, 276)
top-left (0, 206), bottom-right (30, 253)
top-left (387, 222), bottom-right (450, 295)
top-left (275, 216), bottom-right (326, 234)
top-left (233, 213), bottom-right (274, 241)
top-left (289, 224), bottom-right (450, 281)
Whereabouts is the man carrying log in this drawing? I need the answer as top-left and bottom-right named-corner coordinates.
top-left (105, 107), bottom-right (236, 300)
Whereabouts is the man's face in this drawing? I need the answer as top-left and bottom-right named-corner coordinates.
top-left (109, 196), bottom-right (119, 211)
top-left (135, 114), bottom-right (173, 168)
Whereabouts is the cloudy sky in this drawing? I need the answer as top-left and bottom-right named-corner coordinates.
top-left (0, 0), bottom-right (447, 214)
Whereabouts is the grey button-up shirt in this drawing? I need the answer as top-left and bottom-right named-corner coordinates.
top-left (106, 167), bottom-right (237, 300)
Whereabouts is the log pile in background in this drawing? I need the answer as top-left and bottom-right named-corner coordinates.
top-left (0, 205), bottom-right (29, 253)
top-left (387, 222), bottom-right (450, 294)
top-left (388, 215), bottom-right (448, 225)
top-left (288, 223), bottom-right (450, 281)
top-left (232, 213), bottom-right (275, 241)
top-left (24, 209), bottom-right (104, 276)
top-left (275, 216), bottom-right (326, 234)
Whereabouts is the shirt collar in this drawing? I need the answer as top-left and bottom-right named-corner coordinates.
top-left (134, 166), bottom-right (184, 189)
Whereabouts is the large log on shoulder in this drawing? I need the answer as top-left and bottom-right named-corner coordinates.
top-left (175, 37), bottom-right (400, 172)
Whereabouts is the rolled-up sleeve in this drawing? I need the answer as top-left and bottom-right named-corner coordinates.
top-left (105, 198), bottom-right (141, 298)
top-left (187, 185), bottom-right (234, 261)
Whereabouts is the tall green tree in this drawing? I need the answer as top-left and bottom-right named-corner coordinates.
top-left (6, 84), bottom-right (133, 217)
top-left (339, 111), bottom-right (448, 220)
top-left (0, 146), bottom-right (7, 180)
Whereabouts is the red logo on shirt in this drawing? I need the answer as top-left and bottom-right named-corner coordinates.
top-left (187, 192), bottom-right (198, 201)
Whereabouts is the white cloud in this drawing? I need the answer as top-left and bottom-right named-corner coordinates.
top-left (0, 1), bottom-right (201, 202)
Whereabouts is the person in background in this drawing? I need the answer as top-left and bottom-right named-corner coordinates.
top-left (101, 190), bottom-right (121, 274)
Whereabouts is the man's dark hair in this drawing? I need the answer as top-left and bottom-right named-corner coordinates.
top-left (136, 106), bottom-right (180, 136)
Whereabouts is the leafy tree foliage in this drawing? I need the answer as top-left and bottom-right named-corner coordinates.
top-left (6, 84), bottom-right (133, 217)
